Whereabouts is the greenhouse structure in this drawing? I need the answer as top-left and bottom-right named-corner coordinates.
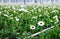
top-left (0, 0), bottom-right (60, 5)
top-left (0, 0), bottom-right (60, 39)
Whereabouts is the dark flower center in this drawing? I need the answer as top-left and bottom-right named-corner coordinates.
top-left (40, 23), bottom-right (42, 24)
top-left (32, 26), bottom-right (34, 28)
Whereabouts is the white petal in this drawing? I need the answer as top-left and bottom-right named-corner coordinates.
top-left (38, 21), bottom-right (45, 26)
top-left (30, 25), bottom-right (36, 30)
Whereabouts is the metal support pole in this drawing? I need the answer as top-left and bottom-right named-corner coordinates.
top-left (51, 0), bottom-right (53, 3)
top-left (35, 0), bottom-right (37, 4)
top-left (24, 0), bottom-right (26, 5)
top-left (30, 26), bottom-right (54, 37)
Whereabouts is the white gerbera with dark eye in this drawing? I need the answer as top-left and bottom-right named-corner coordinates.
top-left (30, 25), bottom-right (36, 30)
top-left (38, 21), bottom-right (45, 26)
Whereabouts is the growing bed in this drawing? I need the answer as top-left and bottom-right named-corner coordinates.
top-left (0, 5), bottom-right (60, 39)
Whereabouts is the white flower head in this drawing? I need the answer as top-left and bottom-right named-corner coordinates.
top-left (38, 21), bottom-right (45, 26)
top-left (12, 7), bottom-right (15, 10)
top-left (21, 5), bottom-right (25, 8)
top-left (53, 15), bottom-right (59, 23)
top-left (53, 5), bottom-right (56, 9)
top-left (34, 8), bottom-right (36, 9)
top-left (16, 18), bottom-right (19, 21)
top-left (45, 10), bottom-right (48, 12)
top-left (14, 10), bottom-right (16, 12)
top-left (4, 10), bottom-right (6, 12)
top-left (23, 32), bottom-right (26, 35)
top-left (10, 17), bottom-right (13, 19)
top-left (39, 15), bottom-right (42, 17)
top-left (55, 19), bottom-right (59, 23)
top-left (32, 16), bottom-right (37, 19)
top-left (0, 12), bottom-right (1, 14)
top-left (19, 8), bottom-right (28, 12)
top-left (15, 17), bottom-right (19, 21)
top-left (53, 15), bottom-right (58, 19)
top-left (51, 10), bottom-right (59, 13)
top-left (30, 25), bottom-right (36, 30)
top-left (31, 10), bottom-right (34, 12)
top-left (2, 14), bottom-right (8, 17)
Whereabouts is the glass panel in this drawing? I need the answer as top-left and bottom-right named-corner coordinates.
top-left (38, 0), bottom-right (40, 2)
top-left (42, 0), bottom-right (48, 2)
top-left (46, 0), bottom-right (49, 2)
top-left (58, 0), bottom-right (60, 2)
top-left (0, 0), bottom-right (2, 2)
top-left (16, 0), bottom-right (24, 2)
top-left (38, 0), bottom-right (51, 3)
top-left (53, 0), bottom-right (58, 2)
top-left (3, 0), bottom-right (9, 2)
top-left (26, 0), bottom-right (32, 2)
top-left (26, 0), bottom-right (35, 3)
top-left (11, 0), bottom-right (15, 2)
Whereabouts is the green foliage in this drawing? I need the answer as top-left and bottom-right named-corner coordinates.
top-left (0, 5), bottom-right (60, 39)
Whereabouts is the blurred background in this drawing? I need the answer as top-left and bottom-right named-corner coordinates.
top-left (0, 0), bottom-right (60, 5)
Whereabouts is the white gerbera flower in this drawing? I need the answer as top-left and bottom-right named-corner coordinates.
top-left (16, 18), bottom-right (19, 21)
top-left (10, 17), bottom-right (13, 19)
top-left (38, 21), bottom-right (45, 26)
top-left (32, 16), bottom-right (37, 19)
top-left (53, 15), bottom-right (59, 23)
top-left (53, 5), bottom-right (56, 9)
top-left (19, 8), bottom-right (28, 12)
top-left (12, 7), bottom-right (15, 10)
top-left (21, 5), bottom-right (25, 8)
top-left (34, 8), bottom-right (36, 9)
top-left (51, 10), bottom-right (59, 13)
top-left (55, 19), bottom-right (59, 23)
top-left (2, 14), bottom-right (8, 17)
top-left (14, 10), bottom-right (16, 12)
top-left (39, 15), bottom-right (42, 17)
top-left (4, 10), bottom-right (6, 12)
top-left (0, 12), bottom-right (1, 14)
top-left (23, 38), bottom-right (25, 39)
top-left (30, 25), bottom-right (36, 30)
top-left (53, 15), bottom-right (58, 19)
top-left (15, 17), bottom-right (19, 21)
